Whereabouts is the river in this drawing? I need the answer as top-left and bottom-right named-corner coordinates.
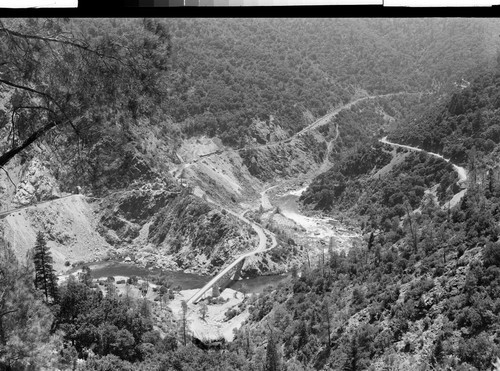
top-left (69, 260), bottom-right (290, 294)
top-left (276, 188), bottom-right (352, 241)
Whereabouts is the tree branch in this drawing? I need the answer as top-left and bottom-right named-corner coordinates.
top-left (0, 24), bottom-right (127, 67)
top-left (0, 78), bottom-right (55, 104)
top-left (0, 309), bottom-right (17, 318)
top-left (0, 121), bottom-right (57, 168)
top-left (0, 79), bottom-right (81, 138)
top-left (13, 105), bottom-right (56, 116)
top-left (0, 167), bottom-right (16, 188)
top-left (2, 25), bottom-right (89, 55)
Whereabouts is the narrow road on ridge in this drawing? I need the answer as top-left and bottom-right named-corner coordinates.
top-left (195, 91), bottom-right (426, 161)
top-left (380, 137), bottom-right (467, 184)
top-left (0, 194), bottom-right (81, 219)
top-left (380, 136), bottom-right (468, 208)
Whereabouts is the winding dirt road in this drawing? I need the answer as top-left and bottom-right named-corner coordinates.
top-left (193, 92), bottom-right (425, 161)
top-left (380, 137), bottom-right (467, 184)
top-left (183, 93), bottom-right (428, 305)
top-left (0, 194), bottom-right (80, 219)
top-left (380, 137), bottom-right (468, 208)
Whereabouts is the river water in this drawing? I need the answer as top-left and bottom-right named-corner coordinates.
top-left (70, 261), bottom-right (290, 294)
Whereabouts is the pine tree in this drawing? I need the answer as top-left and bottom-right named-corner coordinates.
top-left (212, 285), bottom-right (220, 298)
top-left (265, 328), bottom-right (280, 371)
top-left (79, 265), bottom-right (92, 287)
top-left (199, 302), bottom-right (208, 320)
top-left (33, 232), bottom-right (59, 303)
top-left (181, 300), bottom-right (188, 346)
top-left (343, 335), bottom-right (359, 371)
top-left (1, 240), bottom-right (60, 369)
top-left (105, 279), bottom-right (117, 299)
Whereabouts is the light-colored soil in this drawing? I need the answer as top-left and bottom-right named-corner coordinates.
top-left (169, 288), bottom-right (248, 342)
top-left (175, 136), bottom-right (262, 207)
top-left (372, 148), bottom-right (410, 179)
top-left (442, 189), bottom-right (467, 210)
top-left (260, 185), bottom-right (278, 210)
top-left (2, 195), bottom-right (111, 272)
top-left (284, 186), bottom-right (308, 197)
top-left (177, 137), bottom-right (221, 163)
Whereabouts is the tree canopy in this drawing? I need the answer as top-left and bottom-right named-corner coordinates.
top-left (0, 18), bottom-right (171, 191)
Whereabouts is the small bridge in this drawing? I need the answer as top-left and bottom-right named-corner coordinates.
top-left (187, 225), bottom-right (277, 305)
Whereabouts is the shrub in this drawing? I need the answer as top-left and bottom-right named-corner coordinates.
top-left (483, 241), bottom-right (500, 267)
top-left (127, 276), bottom-right (139, 285)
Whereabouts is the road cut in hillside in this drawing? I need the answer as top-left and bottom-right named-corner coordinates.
top-left (380, 137), bottom-right (468, 184)
top-left (380, 137), bottom-right (468, 208)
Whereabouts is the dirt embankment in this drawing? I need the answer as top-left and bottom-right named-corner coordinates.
top-left (0, 151), bottom-right (260, 276)
top-left (2, 195), bottom-right (111, 272)
top-left (175, 136), bottom-right (263, 208)
top-left (0, 155), bottom-right (110, 272)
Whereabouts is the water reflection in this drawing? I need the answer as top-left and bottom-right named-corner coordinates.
top-left (70, 261), bottom-right (290, 293)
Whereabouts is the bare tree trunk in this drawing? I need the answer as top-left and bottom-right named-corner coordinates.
top-left (322, 248), bottom-right (325, 277)
top-left (324, 300), bottom-right (331, 347)
top-left (404, 202), bottom-right (418, 253)
top-left (0, 121), bottom-right (57, 168)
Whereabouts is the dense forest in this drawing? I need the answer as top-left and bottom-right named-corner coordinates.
top-left (165, 18), bottom-right (499, 147)
top-left (0, 18), bottom-right (497, 193)
top-left (238, 181), bottom-right (500, 370)
top-left (389, 68), bottom-right (500, 169)
top-left (290, 65), bottom-right (500, 369)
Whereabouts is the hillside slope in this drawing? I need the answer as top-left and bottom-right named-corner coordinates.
top-left (229, 69), bottom-right (500, 371)
top-left (164, 18), bottom-right (500, 148)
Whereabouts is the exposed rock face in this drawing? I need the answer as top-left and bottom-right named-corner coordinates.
top-left (97, 186), bottom-right (179, 246)
top-left (96, 186), bottom-right (257, 275)
top-left (13, 158), bottom-right (61, 206)
top-left (240, 134), bottom-right (327, 182)
top-left (176, 136), bottom-right (263, 205)
top-left (249, 117), bottom-right (289, 145)
top-left (1, 195), bottom-right (111, 272)
top-left (147, 191), bottom-right (256, 274)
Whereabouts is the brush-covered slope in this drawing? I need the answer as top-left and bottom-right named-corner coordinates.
top-left (300, 142), bottom-right (459, 215)
top-left (389, 66), bottom-right (500, 167)
top-left (231, 182), bottom-right (500, 370)
top-left (98, 186), bottom-right (258, 275)
top-left (226, 67), bottom-right (500, 371)
top-left (164, 18), bottom-right (500, 148)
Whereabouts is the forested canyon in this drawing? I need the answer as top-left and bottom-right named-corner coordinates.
top-left (2, 18), bottom-right (500, 371)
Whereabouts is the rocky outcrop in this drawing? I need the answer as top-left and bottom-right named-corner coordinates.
top-left (248, 116), bottom-right (289, 145)
top-left (95, 184), bottom-right (258, 275)
top-left (147, 191), bottom-right (257, 275)
top-left (13, 158), bottom-right (61, 206)
top-left (97, 183), bottom-right (180, 246)
top-left (240, 134), bottom-right (327, 182)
